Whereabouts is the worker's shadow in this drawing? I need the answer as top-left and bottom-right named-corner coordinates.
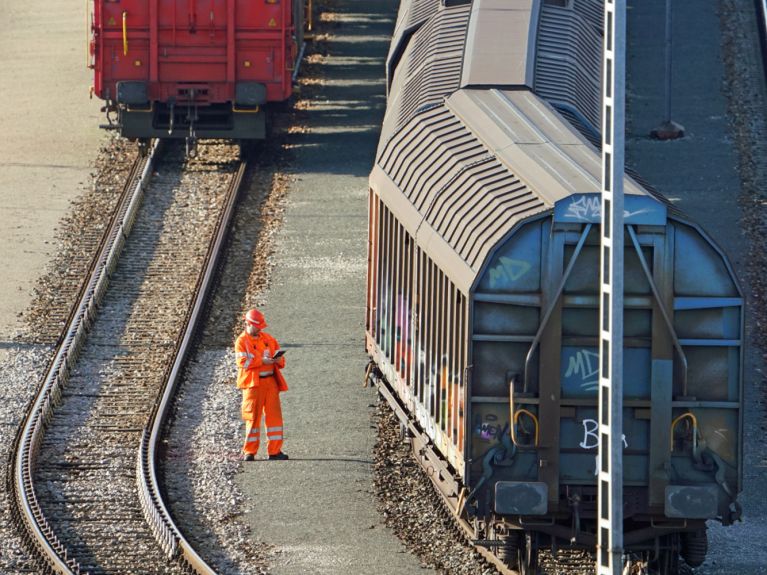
top-left (260, 457), bottom-right (373, 465)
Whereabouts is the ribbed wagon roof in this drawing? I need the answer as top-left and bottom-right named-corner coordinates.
top-left (404, 0), bottom-right (445, 30)
top-left (371, 0), bottom-right (668, 292)
top-left (460, 0), bottom-right (538, 88)
top-left (534, 0), bottom-right (603, 134)
top-left (371, 88), bottom-right (657, 292)
top-left (381, 2), bottom-right (471, 146)
top-left (386, 0), bottom-right (444, 89)
top-left (384, 0), bottom-right (607, 143)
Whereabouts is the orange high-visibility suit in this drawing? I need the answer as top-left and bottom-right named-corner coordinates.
top-left (235, 330), bottom-right (288, 456)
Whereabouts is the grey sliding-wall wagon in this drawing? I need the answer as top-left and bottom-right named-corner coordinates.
top-left (365, 1), bottom-right (743, 573)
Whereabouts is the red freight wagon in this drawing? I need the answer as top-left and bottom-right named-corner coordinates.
top-left (90, 0), bottom-right (303, 146)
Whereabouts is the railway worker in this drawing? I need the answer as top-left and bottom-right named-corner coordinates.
top-left (234, 309), bottom-right (289, 461)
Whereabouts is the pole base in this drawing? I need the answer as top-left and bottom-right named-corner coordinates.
top-left (650, 120), bottom-right (685, 140)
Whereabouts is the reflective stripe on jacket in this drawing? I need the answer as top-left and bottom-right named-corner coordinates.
top-left (234, 330), bottom-right (288, 391)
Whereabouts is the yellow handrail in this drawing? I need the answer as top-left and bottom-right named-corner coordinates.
top-left (670, 412), bottom-right (698, 452)
top-left (509, 380), bottom-right (539, 447)
top-left (122, 11), bottom-right (128, 56)
top-left (512, 409), bottom-right (539, 447)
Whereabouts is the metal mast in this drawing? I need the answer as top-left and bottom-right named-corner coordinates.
top-left (651, 0), bottom-right (684, 140)
top-left (598, 0), bottom-right (625, 573)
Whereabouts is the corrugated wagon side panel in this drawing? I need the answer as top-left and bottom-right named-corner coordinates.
top-left (366, 190), bottom-right (470, 474)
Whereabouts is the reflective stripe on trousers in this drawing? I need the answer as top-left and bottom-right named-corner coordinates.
top-left (266, 425), bottom-right (283, 441)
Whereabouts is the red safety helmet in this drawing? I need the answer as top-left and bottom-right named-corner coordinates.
top-left (244, 309), bottom-right (267, 329)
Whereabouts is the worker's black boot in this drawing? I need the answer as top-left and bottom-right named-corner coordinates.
top-left (268, 452), bottom-right (289, 460)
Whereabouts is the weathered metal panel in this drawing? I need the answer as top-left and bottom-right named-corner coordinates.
top-left (380, 3), bottom-right (471, 147)
top-left (95, 0), bottom-right (298, 104)
top-left (467, 213), bottom-right (742, 519)
top-left (447, 90), bottom-right (649, 204)
top-left (406, 0), bottom-right (444, 31)
top-left (385, 0), bottom-right (442, 79)
top-left (461, 0), bottom-right (539, 88)
top-left (377, 85), bottom-right (675, 291)
top-left (673, 223), bottom-right (741, 298)
top-left (534, 0), bottom-right (603, 134)
top-left (555, 194), bottom-right (667, 226)
top-left (665, 485), bottom-right (720, 519)
top-left (494, 481), bottom-right (548, 515)
top-left (370, 165), bottom-right (476, 291)
top-left (379, 103), bottom-right (549, 279)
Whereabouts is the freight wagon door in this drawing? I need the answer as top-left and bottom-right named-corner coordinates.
top-left (98, 0), bottom-right (152, 97)
top-left (469, 214), bottom-right (660, 511)
top-left (552, 221), bottom-right (656, 494)
top-left (154, 0), bottom-right (231, 93)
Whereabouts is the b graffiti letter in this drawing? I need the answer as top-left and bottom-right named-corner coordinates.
top-left (579, 419), bottom-right (599, 449)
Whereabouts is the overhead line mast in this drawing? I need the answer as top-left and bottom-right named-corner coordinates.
top-left (598, 0), bottom-right (625, 573)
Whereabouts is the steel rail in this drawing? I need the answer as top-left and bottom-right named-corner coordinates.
top-left (137, 159), bottom-right (249, 573)
top-left (371, 372), bottom-right (518, 575)
top-left (9, 141), bottom-right (160, 574)
top-left (756, 0), bottom-right (767, 81)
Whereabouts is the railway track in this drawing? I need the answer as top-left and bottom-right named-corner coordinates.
top-left (7, 140), bottom-right (246, 574)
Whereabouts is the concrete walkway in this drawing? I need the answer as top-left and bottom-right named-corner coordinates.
top-left (0, 0), bottom-right (102, 341)
top-left (627, 1), bottom-right (767, 572)
top-left (237, 1), bottom-right (431, 573)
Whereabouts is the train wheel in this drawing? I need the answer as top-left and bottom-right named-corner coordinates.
top-left (516, 531), bottom-right (539, 575)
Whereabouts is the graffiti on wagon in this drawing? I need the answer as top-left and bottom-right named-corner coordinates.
top-left (563, 348), bottom-right (600, 393)
top-left (554, 194), bottom-right (666, 225)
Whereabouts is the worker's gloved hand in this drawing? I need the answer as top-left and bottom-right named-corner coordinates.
top-left (262, 349), bottom-right (274, 365)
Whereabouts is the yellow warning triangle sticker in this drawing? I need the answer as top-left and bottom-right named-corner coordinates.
top-left (268, 17), bottom-right (277, 27)
top-left (108, 16), bottom-right (116, 25)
